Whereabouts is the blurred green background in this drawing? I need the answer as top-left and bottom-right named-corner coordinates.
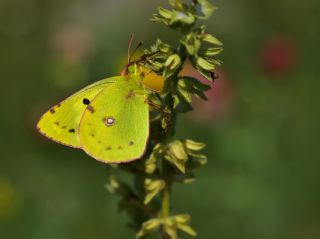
top-left (1, 0), bottom-right (320, 238)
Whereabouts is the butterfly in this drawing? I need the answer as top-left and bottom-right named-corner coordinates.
top-left (37, 65), bottom-right (151, 164)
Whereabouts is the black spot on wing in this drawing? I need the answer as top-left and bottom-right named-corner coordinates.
top-left (83, 98), bottom-right (90, 105)
top-left (105, 146), bottom-right (112, 150)
top-left (68, 129), bottom-right (76, 133)
top-left (50, 108), bottom-right (55, 114)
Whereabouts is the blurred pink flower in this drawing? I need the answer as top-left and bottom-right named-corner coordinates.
top-left (260, 36), bottom-right (298, 75)
top-left (180, 61), bottom-right (233, 122)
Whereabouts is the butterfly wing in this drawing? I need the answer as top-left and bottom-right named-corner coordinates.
top-left (37, 77), bottom-right (120, 148)
top-left (79, 76), bottom-right (149, 163)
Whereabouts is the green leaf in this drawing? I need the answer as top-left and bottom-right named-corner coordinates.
top-left (177, 223), bottom-right (197, 236)
top-left (175, 214), bottom-right (197, 236)
top-left (174, 214), bottom-right (190, 224)
top-left (169, 141), bottom-right (188, 160)
top-left (185, 139), bottom-right (206, 151)
top-left (194, 65), bottom-right (213, 81)
top-left (201, 33), bottom-right (223, 46)
top-left (145, 154), bottom-right (158, 175)
top-left (157, 39), bottom-right (173, 53)
top-left (178, 77), bottom-right (211, 100)
top-left (170, 10), bottom-right (195, 25)
top-left (169, 0), bottom-right (186, 11)
top-left (164, 224), bottom-right (178, 239)
top-left (144, 178), bottom-right (165, 205)
top-left (180, 33), bottom-right (201, 56)
top-left (136, 218), bottom-right (162, 238)
top-left (165, 154), bottom-right (186, 174)
top-left (177, 83), bottom-right (192, 103)
top-left (204, 47), bottom-right (224, 56)
top-left (164, 54), bottom-right (181, 71)
top-left (196, 57), bottom-right (215, 71)
top-left (105, 176), bottom-right (132, 197)
top-left (105, 176), bottom-right (119, 193)
top-left (158, 7), bottom-right (172, 19)
top-left (165, 141), bottom-right (188, 173)
top-left (195, 0), bottom-right (217, 19)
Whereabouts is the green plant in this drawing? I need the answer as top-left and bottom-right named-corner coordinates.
top-left (106, 1), bottom-right (223, 238)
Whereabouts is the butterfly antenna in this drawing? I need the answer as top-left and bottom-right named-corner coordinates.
top-left (128, 41), bottom-right (144, 64)
top-left (127, 33), bottom-right (135, 64)
top-left (122, 34), bottom-right (144, 76)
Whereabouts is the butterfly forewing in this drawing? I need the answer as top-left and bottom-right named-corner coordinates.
top-left (79, 76), bottom-right (149, 163)
top-left (37, 77), bottom-right (118, 148)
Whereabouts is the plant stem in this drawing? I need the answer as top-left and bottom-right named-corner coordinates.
top-left (161, 184), bottom-right (170, 218)
top-left (161, 161), bottom-right (171, 219)
top-left (160, 42), bottom-right (187, 221)
top-left (160, 160), bottom-right (171, 239)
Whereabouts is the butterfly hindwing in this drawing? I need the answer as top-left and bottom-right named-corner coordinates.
top-left (79, 75), bottom-right (149, 163)
top-left (37, 77), bottom-right (119, 148)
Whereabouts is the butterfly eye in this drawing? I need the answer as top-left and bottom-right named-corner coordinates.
top-left (103, 117), bottom-right (115, 127)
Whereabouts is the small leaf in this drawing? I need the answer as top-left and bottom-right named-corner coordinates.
top-left (170, 10), bottom-right (195, 25)
top-left (164, 227), bottom-right (178, 239)
top-left (145, 155), bottom-right (157, 175)
top-left (179, 90), bottom-right (192, 103)
top-left (144, 178), bottom-right (165, 205)
top-left (174, 214), bottom-right (197, 237)
top-left (169, 141), bottom-right (188, 161)
top-left (165, 154), bottom-right (186, 174)
top-left (201, 33), bottom-right (223, 46)
top-left (169, 0), bottom-right (186, 11)
top-left (105, 176), bottom-right (119, 193)
top-left (194, 65), bottom-right (214, 81)
top-left (157, 39), bottom-right (173, 53)
top-left (158, 7), bottom-right (172, 19)
top-left (161, 116), bottom-right (168, 129)
top-left (204, 47), bottom-right (223, 56)
top-left (181, 33), bottom-right (201, 56)
top-left (185, 139), bottom-right (206, 151)
top-left (177, 224), bottom-right (197, 236)
top-left (174, 214), bottom-right (190, 224)
top-left (195, 0), bottom-right (217, 19)
top-left (136, 218), bottom-right (162, 238)
top-left (196, 57), bottom-right (215, 71)
top-left (165, 54), bottom-right (181, 70)
top-left (178, 77), bottom-right (211, 100)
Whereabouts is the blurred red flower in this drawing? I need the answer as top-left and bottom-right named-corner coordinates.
top-left (180, 61), bottom-right (233, 122)
top-left (260, 36), bottom-right (298, 75)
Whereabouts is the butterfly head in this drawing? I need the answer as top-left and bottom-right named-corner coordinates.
top-left (121, 63), bottom-right (143, 77)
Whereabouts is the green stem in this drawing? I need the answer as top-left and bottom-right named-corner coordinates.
top-left (160, 43), bottom-right (187, 220)
top-left (161, 183), bottom-right (170, 218)
top-left (161, 154), bottom-right (171, 218)
top-left (160, 160), bottom-right (171, 239)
